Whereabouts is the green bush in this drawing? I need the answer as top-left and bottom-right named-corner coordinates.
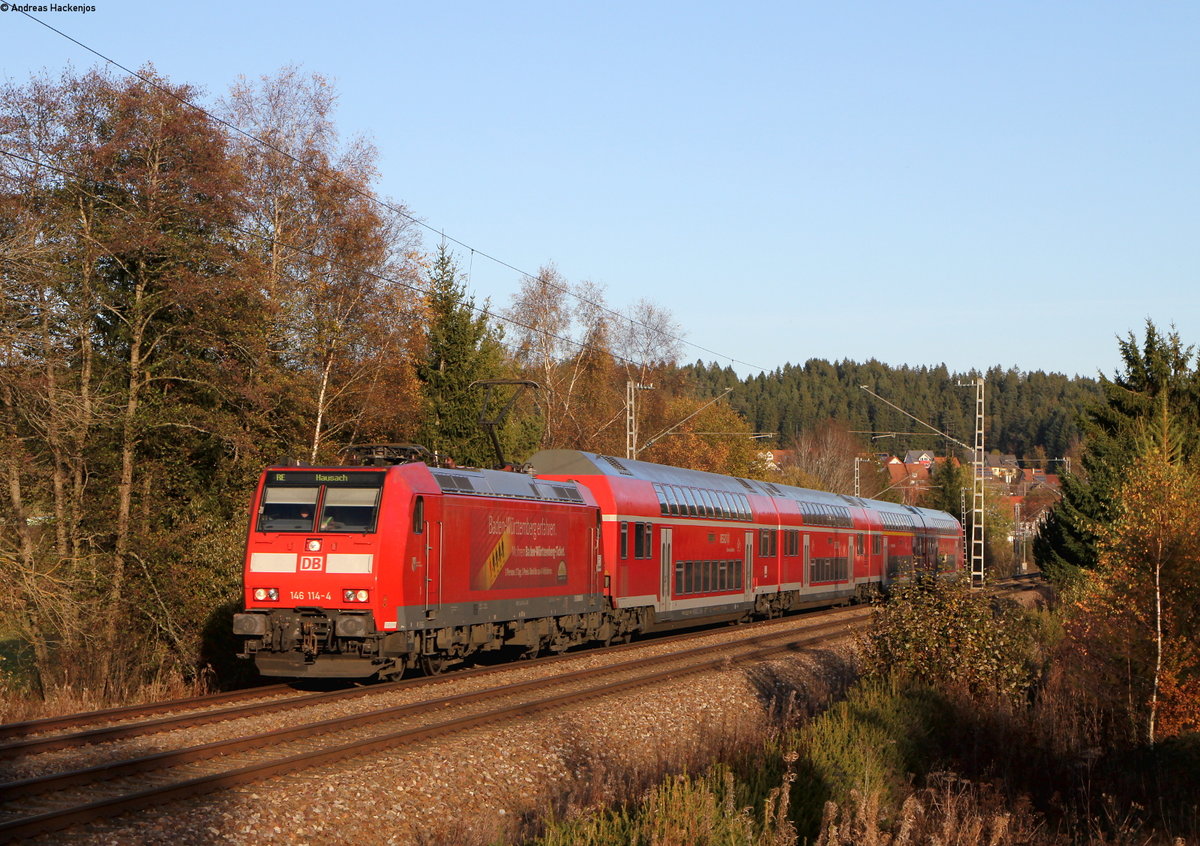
top-left (534, 764), bottom-right (782, 846)
top-left (789, 676), bottom-right (954, 838)
top-left (859, 575), bottom-right (1042, 701)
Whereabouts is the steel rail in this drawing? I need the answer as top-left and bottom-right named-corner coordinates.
top-left (0, 684), bottom-right (294, 743)
top-left (0, 604), bottom-right (863, 760)
top-left (0, 616), bottom-right (867, 843)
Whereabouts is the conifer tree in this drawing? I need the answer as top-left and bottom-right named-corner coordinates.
top-left (416, 245), bottom-right (511, 467)
top-left (1035, 321), bottom-right (1200, 584)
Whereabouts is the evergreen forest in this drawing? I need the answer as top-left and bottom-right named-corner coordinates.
top-left (687, 359), bottom-right (1102, 463)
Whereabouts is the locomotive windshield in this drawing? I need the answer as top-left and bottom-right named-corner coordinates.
top-left (318, 487), bottom-right (380, 532)
top-left (258, 486), bottom-right (319, 531)
top-left (256, 470), bottom-right (385, 533)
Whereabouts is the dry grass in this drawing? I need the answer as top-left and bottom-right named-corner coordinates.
top-left (814, 775), bottom-right (1045, 846)
top-left (0, 669), bottom-right (204, 724)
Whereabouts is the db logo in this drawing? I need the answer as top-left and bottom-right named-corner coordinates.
top-left (299, 555), bottom-right (325, 572)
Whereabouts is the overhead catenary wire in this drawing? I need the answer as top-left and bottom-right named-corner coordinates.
top-left (13, 9), bottom-right (767, 374)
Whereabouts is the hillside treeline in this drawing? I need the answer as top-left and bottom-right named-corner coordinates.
top-left (0, 66), bottom-right (759, 699)
top-left (688, 359), bottom-right (1101, 462)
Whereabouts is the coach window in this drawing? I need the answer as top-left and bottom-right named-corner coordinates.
top-left (758, 528), bottom-right (777, 557)
top-left (620, 522), bottom-right (629, 559)
top-left (856, 534), bottom-right (864, 555)
top-left (654, 485), bottom-right (669, 516)
top-left (681, 488), bottom-right (698, 517)
top-left (634, 522), bottom-right (653, 559)
top-left (663, 486), bottom-right (680, 516)
top-left (699, 490), bottom-right (715, 517)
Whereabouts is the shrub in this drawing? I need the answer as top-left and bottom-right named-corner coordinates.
top-left (859, 575), bottom-right (1042, 701)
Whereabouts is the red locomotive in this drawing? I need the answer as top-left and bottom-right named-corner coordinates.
top-left (233, 448), bottom-right (962, 679)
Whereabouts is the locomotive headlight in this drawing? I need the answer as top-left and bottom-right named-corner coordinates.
top-left (253, 587), bottom-right (280, 602)
top-left (343, 589), bottom-right (370, 603)
top-left (305, 539), bottom-right (322, 552)
top-left (355, 589), bottom-right (369, 603)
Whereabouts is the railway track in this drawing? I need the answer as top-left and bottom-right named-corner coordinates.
top-left (0, 607), bottom-right (869, 843)
top-left (0, 605), bottom-right (858, 765)
top-left (0, 577), bottom-right (1041, 843)
top-left (0, 684), bottom-right (295, 745)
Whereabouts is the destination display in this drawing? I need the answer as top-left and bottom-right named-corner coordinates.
top-left (265, 470), bottom-right (386, 488)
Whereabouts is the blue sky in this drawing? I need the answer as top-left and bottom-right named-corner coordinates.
top-left (2, 1), bottom-right (1196, 379)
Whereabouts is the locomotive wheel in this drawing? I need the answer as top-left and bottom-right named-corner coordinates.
top-left (420, 654), bottom-right (449, 675)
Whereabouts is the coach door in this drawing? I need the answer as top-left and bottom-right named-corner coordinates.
top-left (590, 518), bottom-right (601, 595)
top-left (659, 527), bottom-right (673, 611)
top-left (743, 530), bottom-right (755, 600)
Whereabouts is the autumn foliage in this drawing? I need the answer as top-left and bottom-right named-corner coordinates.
top-left (0, 65), bottom-right (761, 704)
top-left (1065, 423), bottom-right (1200, 743)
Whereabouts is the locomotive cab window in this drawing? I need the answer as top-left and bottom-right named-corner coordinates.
top-left (258, 487), bottom-right (319, 532)
top-left (412, 496), bottom-right (425, 534)
top-left (256, 471), bottom-right (385, 534)
top-left (318, 487), bottom-right (381, 533)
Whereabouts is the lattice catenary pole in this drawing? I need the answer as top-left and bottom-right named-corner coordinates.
top-left (971, 377), bottom-right (986, 584)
